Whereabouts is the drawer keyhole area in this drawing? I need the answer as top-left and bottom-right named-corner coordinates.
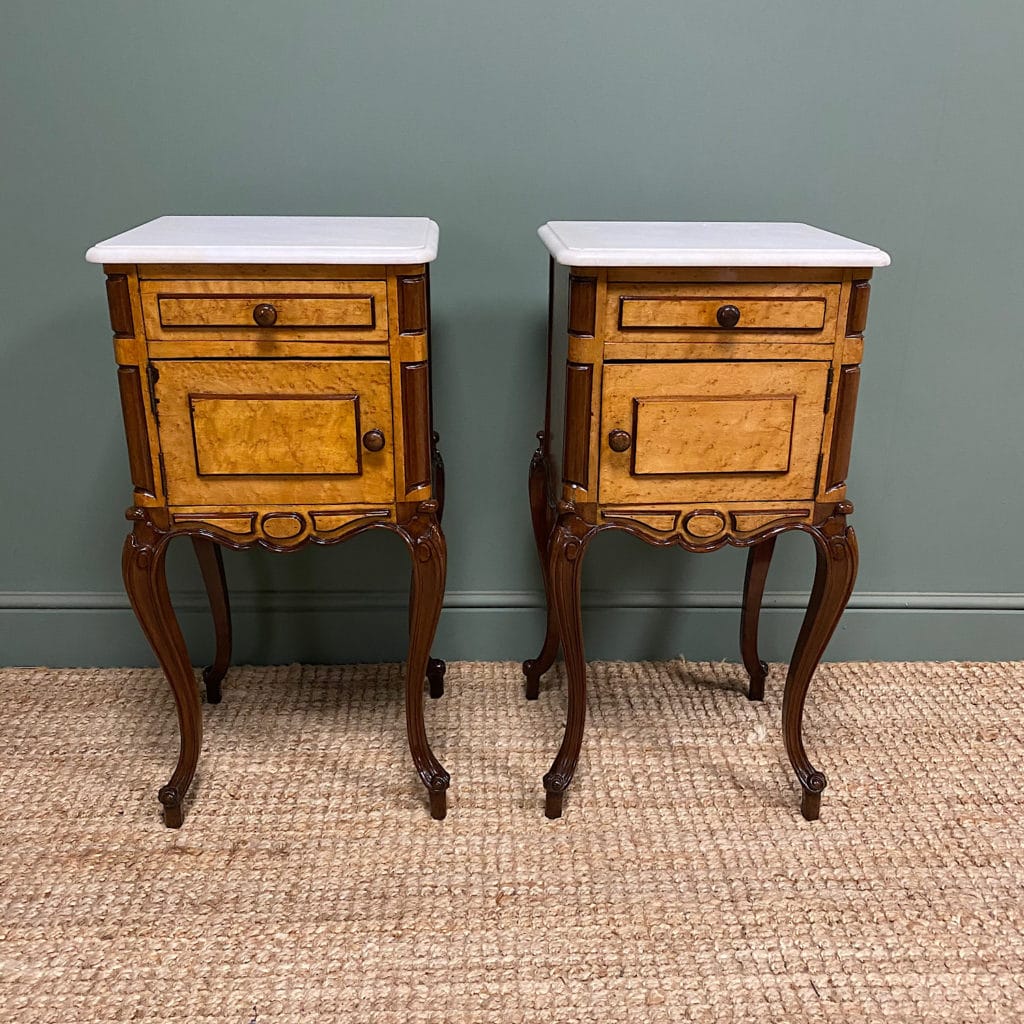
top-left (608, 429), bottom-right (632, 453)
top-left (716, 304), bottom-right (741, 328)
top-left (252, 302), bottom-right (278, 327)
top-left (362, 429), bottom-right (386, 452)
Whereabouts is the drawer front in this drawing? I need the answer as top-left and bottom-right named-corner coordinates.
top-left (605, 283), bottom-right (840, 343)
top-left (141, 279), bottom-right (389, 342)
top-left (154, 359), bottom-right (395, 506)
top-left (599, 361), bottom-right (829, 504)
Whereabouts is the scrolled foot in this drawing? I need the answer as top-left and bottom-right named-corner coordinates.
top-left (158, 785), bottom-right (184, 829)
top-left (425, 771), bottom-right (450, 820)
top-left (202, 665), bottom-right (223, 705)
top-left (799, 771), bottom-right (827, 821)
top-left (748, 659), bottom-right (769, 702)
top-left (426, 657), bottom-right (446, 699)
top-left (543, 770), bottom-right (570, 819)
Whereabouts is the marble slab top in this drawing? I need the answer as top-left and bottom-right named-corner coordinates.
top-left (86, 216), bottom-right (439, 264)
top-left (538, 221), bottom-right (890, 268)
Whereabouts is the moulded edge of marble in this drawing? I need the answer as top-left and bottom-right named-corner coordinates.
top-left (537, 221), bottom-right (891, 268)
top-left (85, 216), bottom-right (440, 264)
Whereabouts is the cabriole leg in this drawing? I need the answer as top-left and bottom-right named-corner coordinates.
top-left (740, 536), bottom-right (776, 701)
top-left (123, 515), bottom-right (201, 828)
top-left (191, 536), bottom-right (231, 705)
top-left (542, 510), bottom-right (595, 819)
top-left (783, 503), bottom-right (858, 821)
top-left (398, 502), bottom-right (450, 819)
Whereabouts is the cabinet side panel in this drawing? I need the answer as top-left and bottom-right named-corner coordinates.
top-left (104, 266), bottom-right (166, 506)
top-left (546, 265), bottom-right (569, 495)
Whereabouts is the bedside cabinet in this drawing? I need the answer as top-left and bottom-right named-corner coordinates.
top-left (524, 221), bottom-right (890, 820)
top-left (87, 216), bottom-right (450, 825)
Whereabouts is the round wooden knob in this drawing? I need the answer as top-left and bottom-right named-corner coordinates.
top-left (716, 304), bottom-right (740, 328)
top-left (362, 429), bottom-right (386, 452)
top-left (253, 303), bottom-right (278, 327)
top-left (608, 429), bottom-right (632, 453)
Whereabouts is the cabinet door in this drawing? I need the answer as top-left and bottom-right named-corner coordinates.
top-left (154, 359), bottom-right (395, 506)
top-left (599, 361), bottom-right (829, 504)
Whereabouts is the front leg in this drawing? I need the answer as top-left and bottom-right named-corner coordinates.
top-left (397, 502), bottom-right (451, 819)
top-left (740, 536), bottom-right (776, 701)
top-left (191, 537), bottom-right (231, 704)
top-left (542, 507), bottom-right (597, 819)
top-left (783, 503), bottom-right (859, 821)
top-left (123, 512), bottom-right (202, 828)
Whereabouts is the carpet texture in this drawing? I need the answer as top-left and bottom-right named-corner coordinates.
top-left (1, 660), bottom-right (1022, 1023)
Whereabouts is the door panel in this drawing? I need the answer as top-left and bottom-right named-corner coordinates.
top-left (600, 361), bottom-right (829, 504)
top-left (154, 359), bottom-right (394, 506)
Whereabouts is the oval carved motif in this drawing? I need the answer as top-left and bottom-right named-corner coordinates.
top-left (261, 512), bottom-right (306, 540)
top-left (683, 510), bottom-right (727, 539)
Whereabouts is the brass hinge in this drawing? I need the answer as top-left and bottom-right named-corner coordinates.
top-left (823, 366), bottom-right (834, 415)
top-left (157, 451), bottom-right (168, 496)
top-left (146, 363), bottom-right (160, 421)
top-left (813, 451), bottom-right (825, 495)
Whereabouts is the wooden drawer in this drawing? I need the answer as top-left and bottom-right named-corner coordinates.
top-left (141, 279), bottom-right (389, 343)
top-left (153, 359), bottom-right (395, 506)
top-left (604, 283), bottom-right (841, 343)
top-left (598, 361), bottom-right (830, 504)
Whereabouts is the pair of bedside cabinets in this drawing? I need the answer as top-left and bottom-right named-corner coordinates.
top-left (87, 216), bottom-right (890, 827)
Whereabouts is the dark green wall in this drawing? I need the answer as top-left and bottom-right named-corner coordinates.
top-left (2, 1), bottom-right (1022, 665)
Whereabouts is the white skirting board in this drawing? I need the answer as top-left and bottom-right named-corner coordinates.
top-left (1, 590), bottom-right (1021, 666)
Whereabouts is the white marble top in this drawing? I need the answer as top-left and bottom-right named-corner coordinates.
top-left (86, 216), bottom-right (439, 264)
top-left (538, 221), bottom-right (890, 268)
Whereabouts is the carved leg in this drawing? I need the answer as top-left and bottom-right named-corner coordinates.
top-left (426, 433), bottom-right (446, 698)
top-left (191, 537), bottom-right (231, 705)
top-left (740, 536), bottom-right (776, 701)
top-left (523, 436), bottom-right (559, 700)
top-left (397, 502), bottom-right (450, 819)
top-left (542, 509), bottom-right (596, 819)
top-left (122, 514), bottom-right (201, 829)
top-left (783, 503), bottom-right (859, 821)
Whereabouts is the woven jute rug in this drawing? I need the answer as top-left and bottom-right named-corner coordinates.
top-left (1, 660), bottom-right (1022, 1023)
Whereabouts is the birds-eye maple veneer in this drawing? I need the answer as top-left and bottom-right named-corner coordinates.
top-left (525, 221), bottom-right (890, 820)
top-left (87, 216), bottom-right (449, 826)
